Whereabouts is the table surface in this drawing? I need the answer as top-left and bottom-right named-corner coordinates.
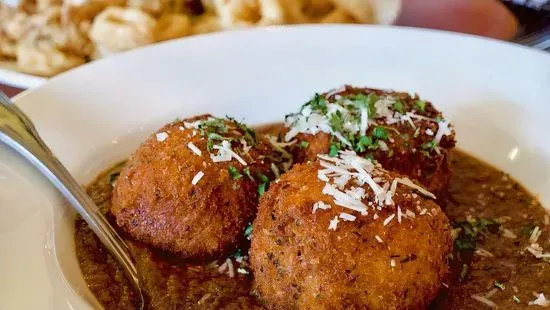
top-left (1, 84), bottom-right (24, 98)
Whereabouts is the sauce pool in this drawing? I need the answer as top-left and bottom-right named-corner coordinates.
top-left (75, 125), bottom-right (550, 309)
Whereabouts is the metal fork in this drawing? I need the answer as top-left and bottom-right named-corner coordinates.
top-left (0, 92), bottom-right (145, 309)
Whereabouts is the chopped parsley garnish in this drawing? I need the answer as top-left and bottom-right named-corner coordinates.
top-left (244, 223), bottom-right (253, 240)
top-left (434, 115), bottom-right (443, 122)
top-left (453, 218), bottom-right (501, 251)
top-left (258, 183), bottom-right (267, 196)
top-left (329, 142), bottom-right (342, 157)
top-left (372, 127), bottom-right (389, 140)
top-left (226, 116), bottom-right (257, 146)
top-left (422, 140), bottom-right (436, 150)
top-left (232, 248), bottom-right (243, 259)
top-left (392, 100), bottom-right (405, 114)
top-left (365, 153), bottom-right (375, 161)
top-left (302, 93), bottom-right (328, 114)
top-left (329, 110), bottom-right (345, 132)
top-left (513, 296), bottom-right (521, 304)
top-left (494, 281), bottom-right (505, 290)
top-left (355, 135), bottom-right (373, 153)
top-left (299, 141), bottom-right (309, 149)
top-left (257, 173), bottom-right (269, 196)
top-left (228, 166), bottom-right (243, 180)
top-left (415, 100), bottom-right (426, 112)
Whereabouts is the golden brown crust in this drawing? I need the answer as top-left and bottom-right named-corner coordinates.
top-left (250, 162), bottom-right (453, 309)
top-left (287, 86), bottom-right (456, 201)
top-left (111, 115), bottom-right (276, 259)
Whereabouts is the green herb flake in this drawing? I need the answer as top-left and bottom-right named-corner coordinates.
top-left (257, 173), bottom-right (269, 196)
top-left (392, 100), bottom-right (405, 114)
top-left (494, 281), bottom-right (505, 290)
top-left (299, 141), bottom-right (309, 149)
top-left (422, 140), bottom-right (436, 150)
top-left (413, 128), bottom-right (420, 138)
top-left (415, 100), bottom-right (426, 112)
top-left (329, 110), bottom-right (345, 132)
top-left (351, 93), bottom-right (378, 117)
top-left (372, 127), bottom-right (389, 140)
top-left (513, 296), bottom-right (520, 304)
top-left (226, 116), bottom-right (257, 145)
top-left (228, 166), bottom-right (243, 180)
top-left (258, 173), bottom-right (269, 184)
top-left (365, 154), bottom-right (375, 161)
top-left (329, 143), bottom-right (341, 157)
top-left (434, 115), bottom-right (443, 122)
top-left (355, 135), bottom-right (373, 152)
top-left (244, 223), bottom-right (253, 240)
top-left (303, 93), bottom-right (328, 114)
top-left (258, 183), bottom-right (267, 196)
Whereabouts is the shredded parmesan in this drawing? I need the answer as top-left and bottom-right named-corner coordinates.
top-left (530, 226), bottom-right (542, 244)
top-left (312, 201), bottom-right (331, 213)
top-left (339, 213), bottom-right (356, 221)
top-left (529, 293), bottom-right (550, 307)
top-left (329, 216), bottom-right (339, 230)
top-left (390, 259), bottom-right (396, 267)
top-left (383, 214), bottom-right (395, 226)
top-left (211, 140), bottom-right (247, 165)
top-left (187, 142), bottom-right (202, 156)
top-left (226, 258), bottom-right (235, 278)
top-left (375, 235), bottom-right (383, 243)
top-left (191, 171), bottom-right (204, 185)
top-left (471, 294), bottom-right (497, 308)
top-left (502, 228), bottom-right (517, 239)
top-left (156, 132), bottom-right (169, 142)
top-left (475, 247), bottom-right (494, 258)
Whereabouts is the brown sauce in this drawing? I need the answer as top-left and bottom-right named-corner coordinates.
top-left (75, 126), bottom-right (550, 309)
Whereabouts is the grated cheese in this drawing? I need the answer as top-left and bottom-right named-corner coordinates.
top-left (156, 132), bottom-right (169, 142)
top-left (529, 293), bottom-right (550, 307)
top-left (390, 259), bottom-right (396, 267)
top-left (329, 216), bottom-right (339, 230)
top-left (375, 235), bottom-right (383, 243)
top-left (530, 226), bottom-right (542, 244)
top-left (475, 247), bottom-right (494, 258)
top-left (211, 140), bottom-right (247, 165)
top-left (312, 201), bottom-right (331, 213)
top-left (191, 171), bottom-right (204, 185)
top-left (339, 212), bottom-right (356, 221)
top-left (405, 209), bottom-right (416, 219)
top-left (383, 214), bottom-right (395, 226)
top-left (471, 294), bottom-right (497, 308)
top-left (502, 228), bottom-right (517, 239)
top-left (187, 142), bottom-right (202, 156)
top-left (226, 258), bottom-right (235, 278)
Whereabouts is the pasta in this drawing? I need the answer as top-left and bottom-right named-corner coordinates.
top-left (0, 0), bottom-right (401, 76)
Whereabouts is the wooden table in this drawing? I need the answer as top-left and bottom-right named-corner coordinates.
top-left (0, 84), bottom-right (24, 98)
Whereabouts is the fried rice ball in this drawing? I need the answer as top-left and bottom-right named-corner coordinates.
top-left (250, 152), bottom-right (452, 309)
top-left (111, 114), bottom-right (281, 259)
top-left (284, 86), bottom-right (456, 199)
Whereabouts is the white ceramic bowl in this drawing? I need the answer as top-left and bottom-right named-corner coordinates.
top-left (1, 25), bottom-right (549, 309)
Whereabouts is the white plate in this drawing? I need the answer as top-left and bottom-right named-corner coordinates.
top-left (1, 25), bottom-right (550, 309)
